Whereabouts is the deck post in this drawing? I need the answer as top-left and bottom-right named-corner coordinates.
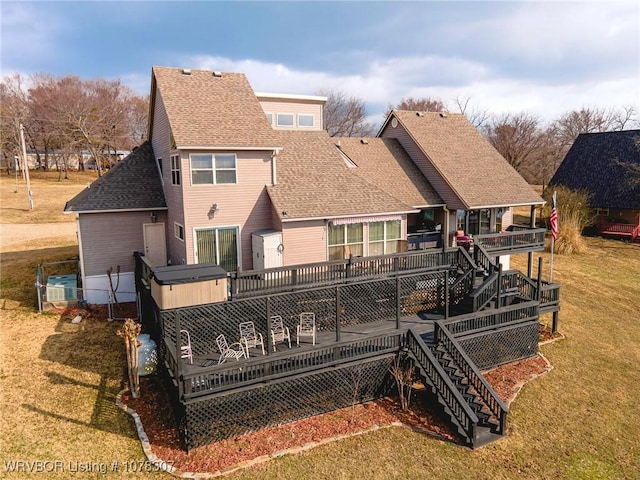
top-left (444, 270), bottom-right (449, 319)
top-left (552, 311), bottom-right (559, 333)
top-left (396, 276), bottom-right (401, 329)
top-left (528, 205), bottom-right (536, 277)
top-left (496, 263), bottom-right (503, 309)
top-left (536, 257), bottom-right (543, 302)
top-left (265, 296), bottom-right (271, 356)
top-left (335, 286), bottom-right (341, 342)
top-left (175, 311), bottom-right (183, 399)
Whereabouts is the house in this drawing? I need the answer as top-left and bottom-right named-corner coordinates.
top-left (549, 130), bottom-right (640, 241)
top-left (65, 66), bottom-right (544, 304)
top-left (65, 66), bottom-right (561, 450)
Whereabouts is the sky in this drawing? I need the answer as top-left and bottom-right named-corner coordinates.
top-left (1, 1), bottom-right (639, 128)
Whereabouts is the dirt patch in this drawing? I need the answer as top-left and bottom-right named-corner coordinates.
top-left (120, 353), bottom-right (552, 476)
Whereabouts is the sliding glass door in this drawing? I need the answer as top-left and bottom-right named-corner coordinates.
top-left (195, 227), bottom-right (239, 272)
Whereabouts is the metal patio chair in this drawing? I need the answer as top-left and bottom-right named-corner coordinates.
top-left (239, 321), bottom-right (265, 356)
top-left (270, 315), bottom-right (291, 351)
top-left (180, 329), bottom-right (193, 365)
top-left (297, 312), bottom-right (317, 346)
top-left (216, 334), bottom-right (246, 364)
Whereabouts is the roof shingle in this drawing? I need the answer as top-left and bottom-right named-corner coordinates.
top-left (392, 111), bottom-right (543, 208)
top-left (64, 141), bottom-right (166, 213)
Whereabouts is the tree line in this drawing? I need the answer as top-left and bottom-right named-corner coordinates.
top-left (1, 73), bottom-right (148, 177)
top-left (2, 72), bottom-right (636, 186)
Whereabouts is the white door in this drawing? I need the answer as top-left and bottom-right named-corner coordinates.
top-left (143, 223), bottom-right (167, 267)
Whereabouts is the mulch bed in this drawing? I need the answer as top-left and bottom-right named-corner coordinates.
top-left (121, 350), bottom-right (554, 475)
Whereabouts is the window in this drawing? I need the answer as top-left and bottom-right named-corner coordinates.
top-left (265, 112), bottom-right (273, 125)
top-left (170, 154), bottom-right (180, 185)
top-left (595, 208), bottom-right (609, 216)
top-left (174, 223), bottom-right (184, 241)
top-left (190, 153), bottom-right (237, 185)
top-left (456, 210), bottom-right (466, 232)
top-left (298, 114), bottom-right (314, 128)
top-left (195, 227), bottom-right (239, 272)
top-left (496, 208), bottom-right (504, 232)
top-left (277, 113), bottom-right (294, 127)
top-left (368, 220), bottom-right (401, 256)
top-left (328, 223), bottom-right (363, 260)
top-left (480, 209), bottom-right (491, 234)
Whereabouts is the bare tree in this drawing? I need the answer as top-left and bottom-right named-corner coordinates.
top-left (385, 96), bottom-right (447, 118)
top-left (0, 74), bottom-right (29, 172)
top-left (483, 112), bottom-right (544, 174)
top-left (453, 95), bottom-right (490, 129)
top-left (319, 89), bottom-right (375, 137)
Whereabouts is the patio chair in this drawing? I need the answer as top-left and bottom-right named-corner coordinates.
top-left (297, 312), bottom-right (317, 346)
top-left (270, 315), bottom-right (291, 351)
top-left (216, 334), bottom-right (246, 364)
top-left (180, 329), bottom-right (193, 365)
top-left (239, 321), bottom-right (265, 356)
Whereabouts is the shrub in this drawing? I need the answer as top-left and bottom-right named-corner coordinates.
top-left (542, 186), bottom-right (593, 254)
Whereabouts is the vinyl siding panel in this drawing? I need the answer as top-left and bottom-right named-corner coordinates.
top-left (151, 90), bottom-right (187, 265)
top-left (79, 211), bottom-right (166, 276)
top-left (259, 98), bottom-right (323, 131)
top-left (380, 121), bottom-right (466, 210)
top-left (282, 221), bottom-right (327, 265)
top-left (183, 151), bottom-right (274, 270)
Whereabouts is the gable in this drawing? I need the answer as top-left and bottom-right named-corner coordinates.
top-left (550, 130), bottom-right (640, 209)
top-left (383, 111), bottom-right (544, 209)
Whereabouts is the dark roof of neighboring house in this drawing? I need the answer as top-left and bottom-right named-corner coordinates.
top-left (549, 130), bottom-right (640, 209)
top-left (64, 141), bottom-right (167, 213)
top-left (267, 131), bottom-right (417, 221)
top-left (151, 66), bottom-right (280, 149)
top-left (336, 137), bottom-right (444, 208)
top-left (389, 111), bottom-right (544, 208)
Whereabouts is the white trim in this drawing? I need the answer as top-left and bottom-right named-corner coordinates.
top-left (174, 222), bottom-right (185, 242)
top-left (179, 146), bottom-right (283, 152)
top-left (189, 152), bottom-right (238, 185)
top-left (256, 92), bottom-right (327, 103)
top-left (170, 153), bottom-right (181, 186)
top-left (193, 225), bottom-right (241, 271)
top-left (276, 113), bottom-right (295, 127)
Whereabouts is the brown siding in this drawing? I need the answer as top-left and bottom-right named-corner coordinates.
top-left (79, 211), bottom-right (165, 276)
top-left (282, 220), bottom-right (327, 265)
top-left (380, 120), bottom-right (465, 210)
top-left (151, 90), bottom-right (187, 265)
top-left (183, 151), bottom-right (274, 270)
top-left (259, 98), bottom-right (323, 131)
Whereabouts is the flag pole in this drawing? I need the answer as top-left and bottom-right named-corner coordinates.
top-left (549, 236), bottom-right (554, 282)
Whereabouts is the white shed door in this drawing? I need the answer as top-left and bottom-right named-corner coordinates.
top-left (143, 223), bottom-right (167, 267)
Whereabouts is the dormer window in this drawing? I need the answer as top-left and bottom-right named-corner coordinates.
top-left (276, 113), bottom-right (294, 127)
top-left (298, 114), bottom-right (314, 128)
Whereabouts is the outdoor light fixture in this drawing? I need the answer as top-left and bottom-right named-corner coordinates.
top-left (150, 211), bottom-right (157, 223)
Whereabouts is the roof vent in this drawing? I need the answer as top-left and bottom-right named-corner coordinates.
top-left (360, 139), bottom-right (369, 144)
top-left (416, 112), bottom-right (424, 117)
top-left (212, 71), bottom-right (222, 78)
top-left (182, 68), bottom-right (191, 75)
top-left (439, 112), bottom-right (447, 118)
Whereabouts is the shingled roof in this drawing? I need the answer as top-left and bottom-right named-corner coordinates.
top-left (390, 111), bottom-right (543, 208)
top-left (549, 130), bottom-right (640, 209)
top-left (64, 141), bottom-right (166, 213)
top-left (336, 137), bottom-right (444, 208)
top-left (267, 131), bottom-right (417, 222)
top-left (151, 66), bottom-right (280, 149)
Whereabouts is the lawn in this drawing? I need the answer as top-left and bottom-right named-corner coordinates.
top-left (1, 173), bottom-right (639, 479)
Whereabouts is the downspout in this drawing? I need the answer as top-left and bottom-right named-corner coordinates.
top-left (443, 206), bottom-right (450, 249)
top-left (76, 214), bottom-right (87, 302)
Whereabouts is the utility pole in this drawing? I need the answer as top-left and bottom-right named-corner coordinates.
top-left (19, 123), bottom-right (33, 209)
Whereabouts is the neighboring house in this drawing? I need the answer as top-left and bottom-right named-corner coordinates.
top-left (550, 130), bottom-right (640, 240)
top-left (65, 66), bottom-right (544, 304)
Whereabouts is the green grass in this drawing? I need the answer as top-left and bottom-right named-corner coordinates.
top-left (1, 173), bottom-right (639, 479)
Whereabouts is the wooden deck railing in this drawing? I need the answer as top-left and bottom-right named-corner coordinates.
top-left (474, 227), bottom-right (546, 254)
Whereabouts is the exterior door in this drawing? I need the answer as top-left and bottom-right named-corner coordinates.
top-left (143, 223), bottom-right (167, 267)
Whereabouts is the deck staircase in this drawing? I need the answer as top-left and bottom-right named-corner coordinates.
top-left (406, 328), bottom-right (508, 448)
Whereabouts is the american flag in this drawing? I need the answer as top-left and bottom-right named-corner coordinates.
top-left (550, 192), bottom-right (559, 241)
